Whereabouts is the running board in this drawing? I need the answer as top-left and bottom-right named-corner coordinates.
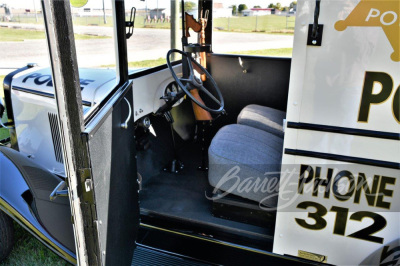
top-left (132, 245), bottom-right (210, 266)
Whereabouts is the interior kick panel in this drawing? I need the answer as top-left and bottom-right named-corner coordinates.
top-left (131, 64), bottom-right (183, 122)
top-left (206, 54), bottom-right (291, 135)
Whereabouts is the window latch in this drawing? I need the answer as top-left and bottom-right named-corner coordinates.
top-left (126, 7), bottom-right (136, 39)
top-left (307, 0), bottom-right (324, 46)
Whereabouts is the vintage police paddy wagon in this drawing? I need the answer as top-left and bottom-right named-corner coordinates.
top-left (0, 0), bottom-right (399, 265)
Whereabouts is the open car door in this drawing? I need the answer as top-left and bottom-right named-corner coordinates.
top-left (42, 0), bottom-right (139, 264)
top-left (84, 81), bottom-right (139, 265)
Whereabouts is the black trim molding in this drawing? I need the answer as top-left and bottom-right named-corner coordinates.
top-left (12, 86), bottom-right (92, 106)
top-left (129, 60), bottom-right (182, 80)
top-left (210, 53), bottom-right (292, 61)
top-left (285, 149), bottom-right (400, 170)
top-left (3, 66), bottom-right (30, 150)
top-left (287, 122), bottom-right (400, 140)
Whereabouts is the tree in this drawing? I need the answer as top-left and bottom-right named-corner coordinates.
top-left (253, 5), bottom-right (261, 8)
top-left (268, 2), bottom-right (283, 10)
top-left (180, 1), bottom-right (196, 12)
top-left (238, 4), bottom-right (248, 13)
top-left (231, 5), bottom-right (237, 15)
top-left (290, 1), bottom-right (297, 9)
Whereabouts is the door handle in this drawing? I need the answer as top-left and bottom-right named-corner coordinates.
top-left (50, 180), bottom-right (68, 201)
top-left (121, 97), bottom-right (132, 129)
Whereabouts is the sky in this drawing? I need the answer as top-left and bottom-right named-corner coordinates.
top-left (3, 0), bottom-right (294, 10)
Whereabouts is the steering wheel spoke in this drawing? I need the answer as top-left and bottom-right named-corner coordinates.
top-left (180, 78), bottom-right (192, 83)
top-left (166, 49), bottom-right (224, 114)
top-left (199, 86), bottom-right (221, 105)
top-left (186, 56), bottom-right (195, 76)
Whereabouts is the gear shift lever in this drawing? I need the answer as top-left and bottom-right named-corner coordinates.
top-left (163, 111), bottom-right (184, 173)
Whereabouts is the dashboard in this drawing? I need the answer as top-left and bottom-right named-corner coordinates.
top-left (131, 64), bottom-right (183, 122)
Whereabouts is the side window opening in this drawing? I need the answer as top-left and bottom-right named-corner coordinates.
top-left (212, 3), bottom-right (296, 58)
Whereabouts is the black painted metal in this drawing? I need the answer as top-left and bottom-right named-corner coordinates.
top-left (140, 212), bottom-right (274, 253)
top-left (212, 194), bottom-right (276, 228)
top-left (181, 0), bottom-right (186, 48)
top-left (312, 0), bottom-right (321, 38)
top-left (12, 86), bottom-right (92, 106)
top-left (137, 225), bottom-right (317, 266)
top-left (184, 44), bottom-right (211, 53)
top-left (206, 54), bottom-right (291, 135)
top-left (86, 83), bottom-right (139, 265)
top-left (0, 147), bottom-right (75, 253)
top-left (2, 66), bottom-right (29, 150)
top-left (115, 0), bottom-right (129, 83)
top-left (129, 60), bottom-right (182, 80)
top-left (0, 137), bottom-right (10, 144)
top-left (48, 113), bottom-right (64, 163)
top-left (307, 0), bottom-right (323, 46)
top-left (285, 149), bottom-right (400, 170)
top-left (307, 24), bottom-right (324, 46)
top-left (287, 122), bottom-right (400, 140)
top-left (132, 245), bottom-right (210, 266)
top-left (2, 67), bottom-right (28, 122)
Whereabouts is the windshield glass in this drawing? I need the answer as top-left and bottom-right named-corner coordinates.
top-left (123, 0), bottom-right (196, 69)
top-left (71, 0), bottom-right (118, 72)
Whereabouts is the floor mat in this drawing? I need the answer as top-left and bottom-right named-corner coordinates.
top-left (139, 140), bottom-right (274, 241)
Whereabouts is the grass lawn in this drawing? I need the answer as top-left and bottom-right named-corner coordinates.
top-left (0, 28), bottom-right (110, 42)
top-left (128, 58), bottom-right (167, 68)
top-left (102, 57), bottom-right (168, 69)
top-left (214, 15), bottom-right (295, 33)
top-left (129, 14), bottom-right (295, 33)
top-left (0, 128), bottom-right (9, 140)
top-left (11, 14), bottom-right (295, 34)
top-left (0, 222), bottom-right (68, 266)
top-left (231, 48), bottom-right (293, 57)
top-left (0, 76), bottom-right (4, 98)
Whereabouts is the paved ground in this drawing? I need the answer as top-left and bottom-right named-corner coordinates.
top-left (0, 23), bottom-right (293, 74)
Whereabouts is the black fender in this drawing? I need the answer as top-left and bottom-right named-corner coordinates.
top-left (0, 146), bottom-right (76, 264)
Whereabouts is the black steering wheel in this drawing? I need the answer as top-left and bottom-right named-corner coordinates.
top-left (166, 49), bottom-right (225, 114)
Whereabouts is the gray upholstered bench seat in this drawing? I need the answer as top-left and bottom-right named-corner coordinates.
top-left (208, 124), bottom-right (283, 207)
top-left (237, 104), bottom-right (286, 138)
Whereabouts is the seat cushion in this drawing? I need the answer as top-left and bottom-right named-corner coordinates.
top-left (237, 104), bottom-right (286, 138)
top-left (208, 124), bottom-right (283, 207)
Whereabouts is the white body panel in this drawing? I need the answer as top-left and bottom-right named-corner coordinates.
top-left (10, 67), bottom-right (117, 176)
top-left (9, 65), bottom-right (183, 176)
top-left (12, 67), bottom-right (117, 105)
top-left (132, 65), bottom-right (182, 122)
top-left (11, 90), bottom-right (66, 175)
top-left (273, 0), bottom-right (400, 264)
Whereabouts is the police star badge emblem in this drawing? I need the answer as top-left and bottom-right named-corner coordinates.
top-left (335, 0), bottom-right (400, 62)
